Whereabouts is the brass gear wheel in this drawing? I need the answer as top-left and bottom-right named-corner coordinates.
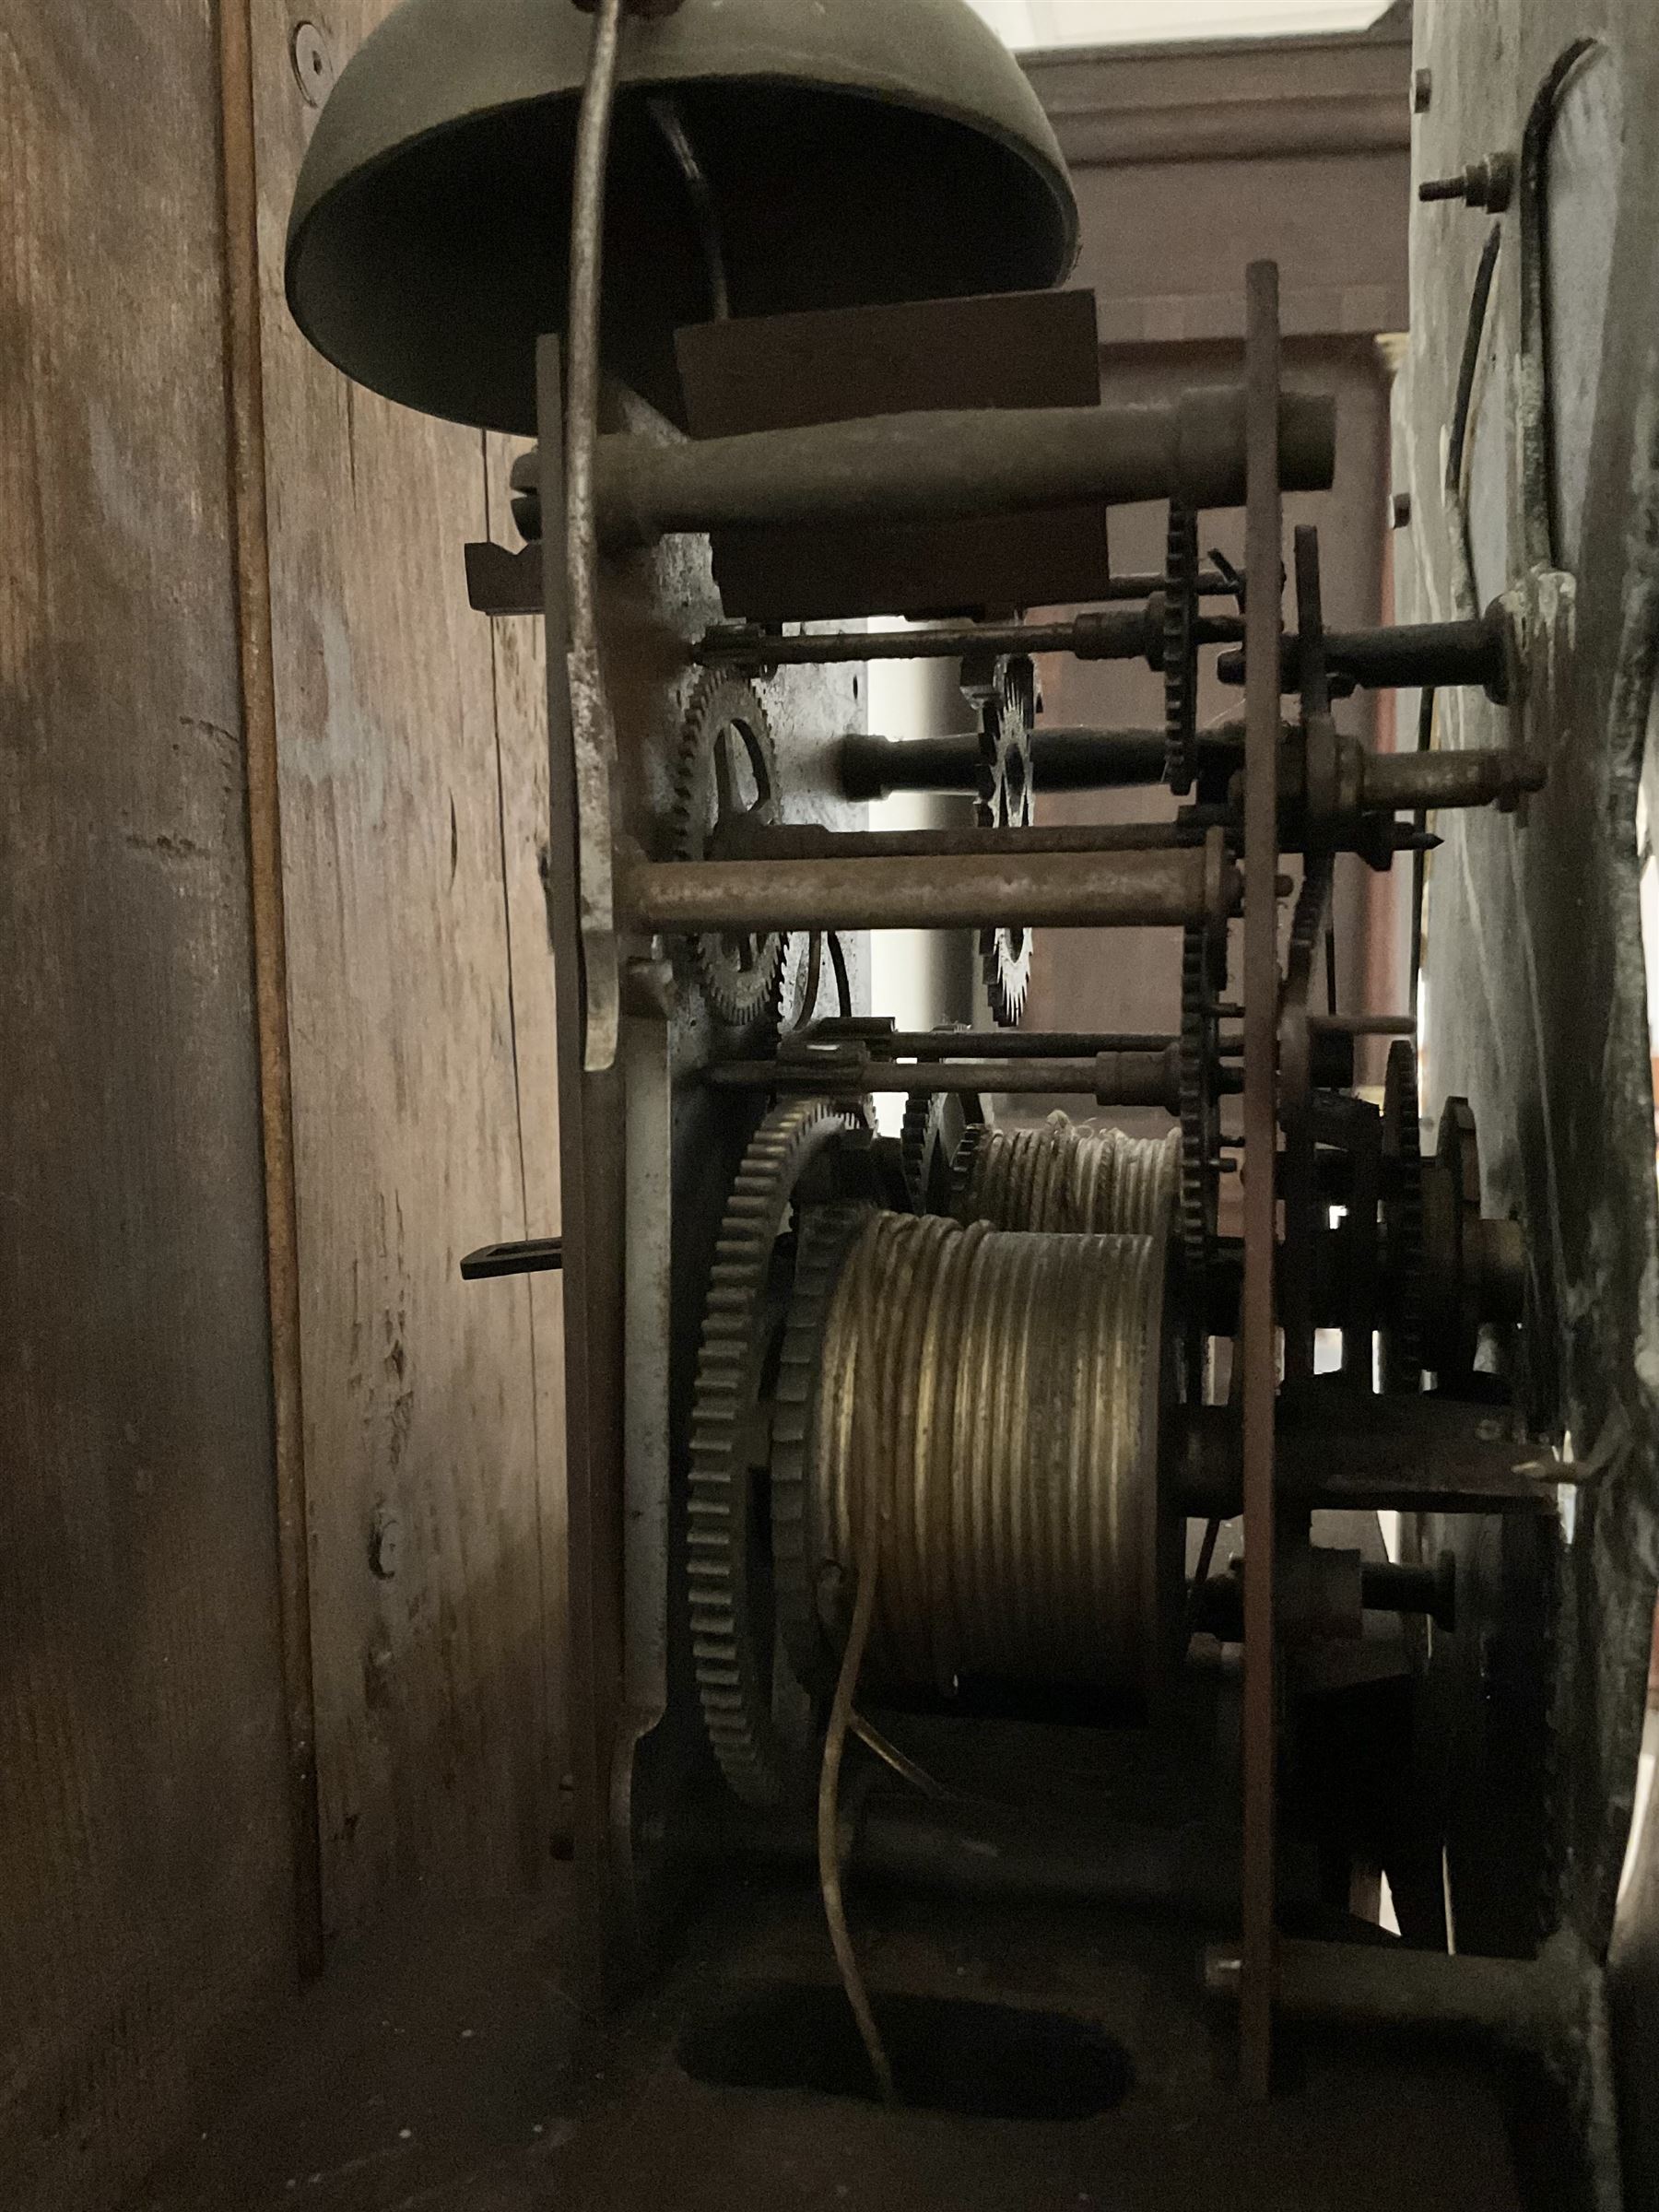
top-left (1178, 920), bottom-right (1225, 1282)
top-left (900, 1080), bottom-right (987, 1217)
top-left (673, 672), bottom-right (786, 1029)
top-left (1380, 1038), bottom-right (1428, 1392)
top-left (1164, 509), bottom-right (1200, 794)
top-left (770, 1199), bottom-right (875, 1698)
top-left (1424, 1096), bottom-right (1487, 1385)
top-left (686, 1097), bottom-right (866, 1807)
top-left (977, 656), bottom-right (1036, 1027)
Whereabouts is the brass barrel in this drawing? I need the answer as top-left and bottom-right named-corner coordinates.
top-left (808, 1214), bottom-right (1173, 1706)
top-left (959, 1115), bottom-right (1180, 1237)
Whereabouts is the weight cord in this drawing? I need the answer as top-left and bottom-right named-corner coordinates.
top-left (814, 1209), bottom-right (1168, 2097)
top-left (817, 1325), bottom-right (898, 2106)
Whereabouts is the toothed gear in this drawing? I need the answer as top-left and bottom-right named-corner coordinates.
top-left (770, 1200), bottom-right (875, 1696)
top-left (900, 1078), bottom-right (987, 1217)
top-left (977, 656), bottom-right (1036, 1027)
top-left (687, 1097), bottom-right (867, 1807)
top-left (1381, 1038), bottom-right (1428, 1393)
top-left (673, 672), bottom-right (786, 1029)
top-left (950, 1119), bottom-right (992, 1220)
top-left (1179, 921), bottom-right (1224, 1282)
top-left (1164, 509), bottom-right (1201, 795)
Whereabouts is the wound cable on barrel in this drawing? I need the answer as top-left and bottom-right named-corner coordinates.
top-left (818, 1246), bottom-right (902, 2107)
top-left (959, 1114), bottom-right (1179, 1238)
top-left (810, 1212), bottom-right (1170, 1707)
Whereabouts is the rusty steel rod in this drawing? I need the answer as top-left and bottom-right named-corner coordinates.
top-left (590, 386), bottom-right (1335, 549)
top-left (789, 1028), bottom-right (1182, 1060)
top-left (699, 606), bottom-right (1245, 671)
top-left (621, 844), bottom-right (1230, 935)
top-left (1204, 1938), bottom-right (1561, 2045)
top-left (838, 726), bottom-right (1168, 797)
top-left (707, 1050), bottom-right (1184, 1110)
top-left (562, 0), bottom-right (626, 1075)
top-left (701, 609), bottom-right (1154, 669)
top-left (836, 725), bottom-right (1248, 799)
top-left (1172, 1400), bottom-right (1565, 1519)
top-left (1240, 260), bottom-right (1283, 2102)
top-left (1102, 567), bottom-right (1237, 601)
top-left (720, 820), bottom-right (1204, 862)
top-left (1359, 743), bottom-right (1545, 811)
top-left (1218, 611), bottom-right (1512, 701)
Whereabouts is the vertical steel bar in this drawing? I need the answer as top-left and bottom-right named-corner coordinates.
top-left (564, 0), bottom-right (624, 1072)
top-left (539, 336), bottom-right (629, 2005)
top-left (622, 1012), bottom-right (673, 1728)
top-left (1241, 260), bottom-right (1284, 2100)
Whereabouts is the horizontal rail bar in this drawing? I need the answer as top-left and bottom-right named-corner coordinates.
top-left (702, 609), bottom-right (1140, 669)
top-left (836, 725), bottom-right (1243, 800)
top-left (788, 1027), bottom-right (1181, 1060)
top-left (707, 1049), bottom-right (1184, 1110)
top-left (1219, 613), bottom-right (1511, 700)
top-left (1100, 567), bottom-right (1238, 602)
top-left (1173, 1396), bottom-right (1565, 1518)
top-left (1359, 744), bottom-right (1545, 811)
top-left (1204, 1936), bottom-right (1563, 2044)
top-left (589, 386), bottom-right (1336, 549)
top-left (834, 730), bottom-right (1539, 817)
top-left (620, 843), bottom-right (1230, 934)
top-left (718, 1794), bottom-right (1265, 1922)
top-left (718, 820), bottom-right (1201, 862)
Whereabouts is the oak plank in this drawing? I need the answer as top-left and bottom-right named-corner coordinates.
top-left (0, 6), bottom-right (294, 2205)
top-left (249, 8), bottom-right (557, 1925)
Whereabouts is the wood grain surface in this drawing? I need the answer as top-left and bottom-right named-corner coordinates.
top-left (0, 6), bottom-right (293, 2206)
top-left (248, 1), bottom-right (565, 1932)
top-left (2, 7), bottom-right (568, 2206)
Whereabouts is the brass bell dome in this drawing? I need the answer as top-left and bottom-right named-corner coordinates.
top-left (286, 0), bottom-right (1078, 435)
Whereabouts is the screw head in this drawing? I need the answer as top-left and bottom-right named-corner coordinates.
top-left (292, 22), bottom-right (335, 108)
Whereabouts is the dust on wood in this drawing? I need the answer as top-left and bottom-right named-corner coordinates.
top-left (0, 7), bottom-right (294, 2206)
top-left (248, 2), bottom-right (568, 1931)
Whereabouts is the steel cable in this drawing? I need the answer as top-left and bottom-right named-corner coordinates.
top-left (959, 1116), bottom-right (1179, 1239)
top-left (810, 1212), bottom-right (1169, 1705)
